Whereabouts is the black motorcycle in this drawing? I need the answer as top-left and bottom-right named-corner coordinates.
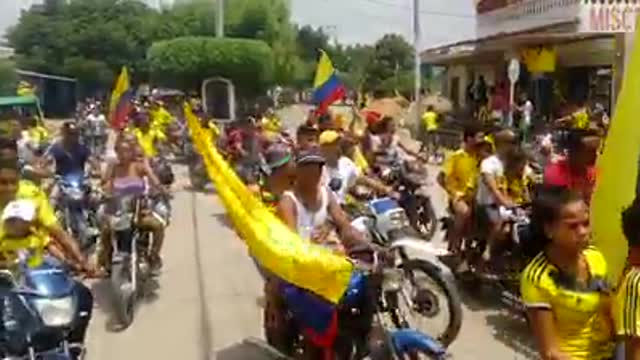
top-left (376, 160), bottom-right (438, 241)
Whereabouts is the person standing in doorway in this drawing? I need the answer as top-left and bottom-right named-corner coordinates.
top-left (516, 93), bottom-right (534, 143)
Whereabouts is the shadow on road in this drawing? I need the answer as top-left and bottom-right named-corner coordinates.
top-left (90, 277), bottom-right (161, 333)
top-left (455, 279), bottom-right (538, 359)
top-left (212, 213), bottom-right (234, 229)
top-left (216, 338), bottom-right (286, 360)
top-left (484, 312), bottom-right (538, 360)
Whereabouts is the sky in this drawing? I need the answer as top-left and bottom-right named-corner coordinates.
top-left (290, 0), bottom-right (476, 50)
top-left (0, 0), bottom-right (477, 50)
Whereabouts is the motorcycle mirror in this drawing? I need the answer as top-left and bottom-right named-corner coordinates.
top-left (328, 178), bottom-right (343, 192)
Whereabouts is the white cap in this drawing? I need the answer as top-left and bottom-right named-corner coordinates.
top-left (2, 200), bottom-right (37, 222)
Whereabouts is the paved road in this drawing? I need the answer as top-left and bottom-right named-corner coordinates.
top-left (84, 162), bottom-right (539, 360)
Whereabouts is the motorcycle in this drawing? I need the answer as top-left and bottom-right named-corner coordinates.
top-left (375, 160), bottom-right (438, 241)
top-left (107, 193), bottom-right (157, 329)
top-left (346, 193), bottom-right (462, 347)
top-left (54, 173), bottom-right (98, 253)
top-left (442, 204), bottom-right (532, 313)
top-left (265, 247), bottom-right (450, 359)
top-left (0, 254), bottom-right (86, 359)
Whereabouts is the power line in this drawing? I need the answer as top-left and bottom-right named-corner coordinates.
top-left (362, 0), bottom-right (476, 19)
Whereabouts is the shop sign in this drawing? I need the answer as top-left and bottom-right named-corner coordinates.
top-left (477, 0), bottom-right (582, 38)
top-left (580, 2), bottom-right (640, 33)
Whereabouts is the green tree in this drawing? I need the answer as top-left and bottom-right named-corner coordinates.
top-left (147, 36), bottom-right (274, 94)
top-left (0, 61), bottom-right (18, 96)
top-left (363, 34), bottom-right (414, 92)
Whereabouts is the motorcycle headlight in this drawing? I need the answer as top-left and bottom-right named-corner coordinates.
top-left (111, 213), bottom-right (133, 231)
top-left (32, 297), bottom-right (75, 327)
top-left (389, 212), bottom-right (407, 228)
top-left (63, 187), bottom-right (84, 201)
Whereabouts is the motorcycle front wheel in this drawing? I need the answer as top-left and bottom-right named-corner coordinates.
top-left (413, 197), bottom-right (437, 242)
top-left (396, 259), bottom-right (462, 348)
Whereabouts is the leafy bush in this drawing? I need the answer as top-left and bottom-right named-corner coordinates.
top-left (0, 61), bottom-right (18, 96)
top-left (147, 36), bottom-right (274, 94)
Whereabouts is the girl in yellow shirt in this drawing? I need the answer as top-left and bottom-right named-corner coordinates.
top-left (521, 186), bottom-right (614, 359)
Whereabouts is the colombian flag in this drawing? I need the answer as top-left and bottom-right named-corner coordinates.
top-left (312, 50), bottom-right (345, 114)
top-left (591, 26), bottom-right (640, 283)
top-left (109, 67), bottom-right (135, 130)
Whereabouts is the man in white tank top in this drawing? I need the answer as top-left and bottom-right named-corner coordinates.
top-left (318, 130), bottom-right (397, 205)
top-left (276, 148), bottom-right (367, 253)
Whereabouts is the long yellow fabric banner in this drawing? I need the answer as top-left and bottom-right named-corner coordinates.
top-left (183, 104), bottom-right (353, 303)
top-left (591, 26), bottom-right (640, 283)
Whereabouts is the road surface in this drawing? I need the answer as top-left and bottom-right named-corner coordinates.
top-left (84, 162), bottom-right (538, 360)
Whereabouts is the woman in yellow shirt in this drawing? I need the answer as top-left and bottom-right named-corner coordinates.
top-left (521, 186), bottom-right (615, 359)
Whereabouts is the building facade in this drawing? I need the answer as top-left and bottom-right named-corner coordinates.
top-left (425, 0), bottom-right (638, 118)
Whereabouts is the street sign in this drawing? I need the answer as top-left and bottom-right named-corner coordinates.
top-left (507, 58), bottom-right (520, 127)
top-left (508, 58), bottom-right (521, 83)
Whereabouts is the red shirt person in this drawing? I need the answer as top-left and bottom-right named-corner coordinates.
top-left (544, 130), bottom-right (601, 202)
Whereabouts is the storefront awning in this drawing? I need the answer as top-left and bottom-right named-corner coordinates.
top-left (422, 20), bottom-right (611, 65)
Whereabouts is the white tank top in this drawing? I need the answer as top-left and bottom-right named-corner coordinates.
top-left (283, 188), bottom-right (329, 240)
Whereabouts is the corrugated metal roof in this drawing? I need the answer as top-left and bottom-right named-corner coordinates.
top-left (16, 69), bottom-right (76, 82)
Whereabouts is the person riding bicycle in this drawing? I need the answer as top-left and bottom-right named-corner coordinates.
top-left (276, 148), bottom-right (367, 254)
top-left (441, 125), bottom-right (485, 257)
top-left (318, 130), bottom-right (395, 206)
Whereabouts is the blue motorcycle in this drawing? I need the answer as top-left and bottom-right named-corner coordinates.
top-left (0, 254), bottom-right (86, 359)
top-left (264, 248), bottom-right (449, 359)
top-left (55, 173), bottom-right (98, 252)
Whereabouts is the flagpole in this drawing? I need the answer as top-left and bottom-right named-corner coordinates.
top-left (413, 0), bottom-right (422, 128)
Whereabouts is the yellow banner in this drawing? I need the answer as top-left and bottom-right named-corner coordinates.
top-left (520, 46), bottom-right (556, 73)
top-left (183, 104), bottom-right (353, 303)
top-left (591, 27), bottom-right (640, 283)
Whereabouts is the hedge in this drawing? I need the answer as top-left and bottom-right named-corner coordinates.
top-left (147, 36), bottom-right (274, 94)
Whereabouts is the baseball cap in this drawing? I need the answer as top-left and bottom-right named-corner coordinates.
top-left (296, 147), bottom-right (325, 166)
top-left (319, 130), bottom-right (341, 145)
top-left (264, 144), bottom-right (292, 171)
top-left (2, 200), bottom-right (36, 222)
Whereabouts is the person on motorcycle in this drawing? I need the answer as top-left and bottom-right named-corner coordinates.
top-left (85, 105), bottom-right (107, 156)
top-left (372, 116), bottom-right (425, 165)
top-left (441, 125), bottom-right (485, 257)
top-left (0, 160), bottom-right (97, 347)
top-left (43, 122), bottom-right (99, 201)
top-left (295, 124), bottom-right (319, 152)
top-left (521, 185), bottom-right (614, 360)
top-left (318, 130), bottom-right (395, 205)
top-left (98, 137), bottom-right (167, 273)
top-left (476, 128), bottom-right (518, 273)
top-left (504, 147), bottom-right (533, 206)
top-left (544, 129), bottom-right (600, 203)
top-left (276, 148), bottom-right (367, 254)
top-left (260, 144), bottom-right (295, 210)
top-left (129, 112), bottom-right (167, 158)
top-left (614, 196), bottom-right (640, 359)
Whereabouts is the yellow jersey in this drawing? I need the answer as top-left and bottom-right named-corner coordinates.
top-left (0, 181), bottom-right (58, 268)
top-left (421, 111), bottom-right (439, 131)
top-left (573, 110), bottom-right (590, 129)
top-left (520, 247), bottom-right (614, 359)
top-left (442, 149), bottom-right (478, 200)
top-left (352, 146), bottom-right (369, 173)
top-left (132, 128), bottom-right (166, 157)
top-left (151, 107), bottom-right (174, 132)
top-left (613, 266), bottom-right (640, 338)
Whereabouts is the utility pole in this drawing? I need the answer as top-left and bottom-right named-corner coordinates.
top-left (413, 0), bottom-right (422, 127)
top-left (217, 0), bottom-right (224, 38)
